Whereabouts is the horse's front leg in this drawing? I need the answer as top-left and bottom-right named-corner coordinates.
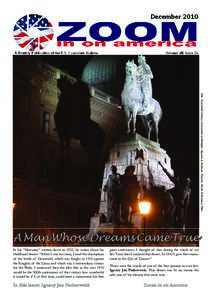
top-left (125, 109), bottom-right (132, 134)
top-left (150, 116), bottom-right (159, 143)
top-left (155, 122), bottom-right (159, 143)
top-left (132, 112), bottom-right (137, 134)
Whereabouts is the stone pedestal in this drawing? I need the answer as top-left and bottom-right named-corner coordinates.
top-left (89, 133), bottom-right (174, 234)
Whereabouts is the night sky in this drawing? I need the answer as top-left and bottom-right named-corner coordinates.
top-left (42, 54), bottom-right (199, 227)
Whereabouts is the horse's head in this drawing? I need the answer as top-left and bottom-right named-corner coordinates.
top-left (125, 60), bottom-right (137, 78)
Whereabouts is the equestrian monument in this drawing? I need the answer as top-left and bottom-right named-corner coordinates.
top-left (89, 55), bottom-right (175, 235)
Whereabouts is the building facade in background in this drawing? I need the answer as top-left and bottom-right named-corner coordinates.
top-left (13, 56), bottom-right (126, 234)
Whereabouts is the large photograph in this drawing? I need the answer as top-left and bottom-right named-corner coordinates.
top-left (13, 54), bottom-right (199, 246)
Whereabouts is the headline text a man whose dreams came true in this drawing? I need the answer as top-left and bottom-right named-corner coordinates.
top-left (13, 232), bottom-right (201, 244)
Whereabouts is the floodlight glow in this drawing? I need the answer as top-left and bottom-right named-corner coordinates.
top-left (139, 201), bottom-right (151, 215)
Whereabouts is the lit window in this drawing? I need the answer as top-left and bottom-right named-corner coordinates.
top-left (43, 112), bottom-right (50, 134)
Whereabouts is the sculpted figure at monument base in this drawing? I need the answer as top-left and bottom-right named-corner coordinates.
top-left (103, 165), bottom-right (122, 225)
top-left (120, 165), bottom-right (141, 225)
top-left (159, 161), bottom-right (191, 232)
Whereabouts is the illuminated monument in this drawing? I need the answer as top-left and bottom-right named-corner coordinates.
top-left (89, 55), bottom-right (174, 234)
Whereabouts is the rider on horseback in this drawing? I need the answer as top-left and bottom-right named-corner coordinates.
top-left (137, 55), bottom-right (153, 108)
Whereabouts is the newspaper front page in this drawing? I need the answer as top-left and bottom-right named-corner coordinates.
top-left (0, 1), bottom-right (211, 299)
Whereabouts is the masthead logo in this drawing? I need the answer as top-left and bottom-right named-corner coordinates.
top-left (13, 14), bottom-right (54, 51)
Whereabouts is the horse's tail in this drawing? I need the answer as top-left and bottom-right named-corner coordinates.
top-left (152, 99), bottom-right (162, 123)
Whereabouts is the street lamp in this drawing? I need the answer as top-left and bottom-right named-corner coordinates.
top-left (139, 201), bottom-right (151, 246)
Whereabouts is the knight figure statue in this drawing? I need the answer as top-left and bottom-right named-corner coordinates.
top-left (121, 55), bottom-right (162, 143)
